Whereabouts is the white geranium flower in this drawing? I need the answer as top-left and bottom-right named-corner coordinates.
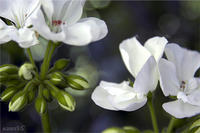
top-left (31, 0), bottom-right (108, 46)
top-left (0, 0), bottom-right (40, 48)
top-left (159, 43), bottom-right (200, 118)
top-left (92, 36), bottom-right (168, 111)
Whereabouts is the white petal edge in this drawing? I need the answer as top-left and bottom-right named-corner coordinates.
top-left (134, 56), bottom-right (158, 94)
top-left (163, 100), bottom-right (200, 119)
top-left (63, 17), bottom-right (108, 46)
top-left (119, 37), bottom-right (151, 78)
top-left (158, 58), bottom-right (180, 96)
top-left (165, 43), bottom-right (200, 82)
top-left (144, 36), bottom-right (168, 62)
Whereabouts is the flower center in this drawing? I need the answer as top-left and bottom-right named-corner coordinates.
top-left (52, 20), bottom-right (65, 26)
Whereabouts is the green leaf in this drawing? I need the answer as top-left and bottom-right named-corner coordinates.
top-left (190, 119), bottom-right (200, 130)
top-left (0, 87), bottom-right (18, 102)
top-left (0, 64), bottom-right (18, 74)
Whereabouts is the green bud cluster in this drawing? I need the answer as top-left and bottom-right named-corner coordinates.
top-left (0, 58), bottom-right (89, 114)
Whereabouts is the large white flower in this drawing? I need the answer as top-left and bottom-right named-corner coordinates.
top-left (92, 36), bottom-right (168, 111)
top-left (31, 0), bottom-right (108, 46)
top-left (159, 43), bottom-right (200, 118)
top-left (0, 0), bottom-right (40, 48)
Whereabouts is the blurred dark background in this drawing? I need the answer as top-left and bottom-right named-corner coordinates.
top-left (1, 0), bottom-right (200, 133)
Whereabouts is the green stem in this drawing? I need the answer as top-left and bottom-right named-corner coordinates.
top-left (147, 96), bottom-right (159, 133)
top-left (27, 48), bottom-right (39, 78)
top-left (41, 110), bottom-right (51, 133)
top-left (40, 41), bottom-right (56, 79)
top-left (167, 117), bottom-right (176, 133)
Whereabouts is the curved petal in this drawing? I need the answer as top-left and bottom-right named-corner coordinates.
top-left (91, 81), bottom-right (147, 111)
top-left (11, 28), bottom-right (39, 48)
top-left (158, 59), bottom-right (180, 96)
top-left (41, 0), bottom-right (54, 22)
top-left (0, 20), bottom-right (13, 44)
top-left (110, 92), bottom-right (147, 111)
top-left (162, 100), bottom-right (200, 118)
top-left (31, 10), bottom-right (65, 42)
top-left (63, 17), bottom-right (108, 46)
top-left (134, 56), bottom-right (158, 94)
top-left (144, 36), bottom-right (168, 62)
top-left (57, 0), bottom-right (84, 25)
top-left (0, 0), bottom-right (41, 27)
top-left (91, 83), bottom-right (116, 110)
top-left (165, 43), bottom-right (200, 82)
top-left (119, 37), bottom-right (151, 78)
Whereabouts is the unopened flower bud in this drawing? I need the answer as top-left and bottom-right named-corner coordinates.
top-left (65, 75), bottom-right (89, 90)
top-left (53, 58), bottom-right (70, 71)
top-left (35, 97), bottom-right (47, 114)
top-left (56, 90), bottom-right (75, 112)
top-left (102, 127), bottom-right (125, 133)
top-left (1, 87), bottom-right (17, 102)
top-left (9, 91), bottom-right (28, 112)
top-left (28, 89), bottom-right (36, 103)
top-left (49, 72), bottom-right (64, 85)
top-left (0, 64), bottom-right (18, 74)
top-left (18, 63), bottom-right (35, 80)
top-left (42, 88), bottom-right (52, 102)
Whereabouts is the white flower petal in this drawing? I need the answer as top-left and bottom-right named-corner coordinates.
top-left (119, 37), bottom-right (151, 78)
top-left (63, 17), bottom-right (108, 46)
top-left (158, 59), bottom-right (180, 96)
top-left (11, 28), bottom-right (39, 48)
top-left (0, 19), bottom-right (13, 44)
top-left (186, 89), bottom-right (200, 106)
top-left (144, 36), bottom-right (168, 62)
top-left (134, 56), bottom-right (158, 94)
top-left (110, 93), bottom-right (147, 112)
top-left (163, 100), bottom-right (200, 118)
top-left (165, 43), bottom-right (200, 81)
top-left (41, 0), bottom-right (54, 22)
top-left (59, 0), bottom-right (84, 25)
top-left (31, 10), bottom-right (65, 42)
top-left (0, 0), bottom-right (40, 27)
top-left (91, 83), bottom-right (116, 110)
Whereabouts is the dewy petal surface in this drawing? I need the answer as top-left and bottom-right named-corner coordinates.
top-left (63, 17), bottom-right (108, 46)
top-left (163, 100), bottom-right (200, 118)
top-left (119, 37), bottom-right (151, 78)
top-left (144, 36), bottom-right (168, 62)
top-left (134, 56), bottom-right (158, 94)
top-left (165, 43), bottom-right (200, 82)
top-left (91, 81), bottom-right (147, 111)
top-left (158, 59), bottom-right (180, 96)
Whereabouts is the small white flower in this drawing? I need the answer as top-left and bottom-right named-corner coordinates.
top-left (31, 0), bottom-right (108, 46)
top-left (159, 43), bottom-right (200, 118)
top-left (92, 36), bottom-right (168, 111)
top-left (0, 0), bottom-right (40, 48)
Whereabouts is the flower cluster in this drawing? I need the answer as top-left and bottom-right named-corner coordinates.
top-left (0, 0), bottom-right (108, 114)
top-left (92, 36), bottom-right (200, 119)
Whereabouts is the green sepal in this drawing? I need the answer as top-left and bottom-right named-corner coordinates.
top-left (35, 96), bottom-right (47, 114)
top-left (0, 64), bottom-right (19, 74)
top-left (65, 75), bottom-right (89, 90)
top-left (56, 90), bottom-right (76, 112)
top-left (48, 72), bottom-right (65, 85)
top-left (8, 91), bottom-right (28, 112)
top-left (0, 87), bottom-right (18, 102)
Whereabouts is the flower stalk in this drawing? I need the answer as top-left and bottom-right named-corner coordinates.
top-left (147, 93), bottom-right (159, 133)
top-left (167, 117), bottom-right (176, 133)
